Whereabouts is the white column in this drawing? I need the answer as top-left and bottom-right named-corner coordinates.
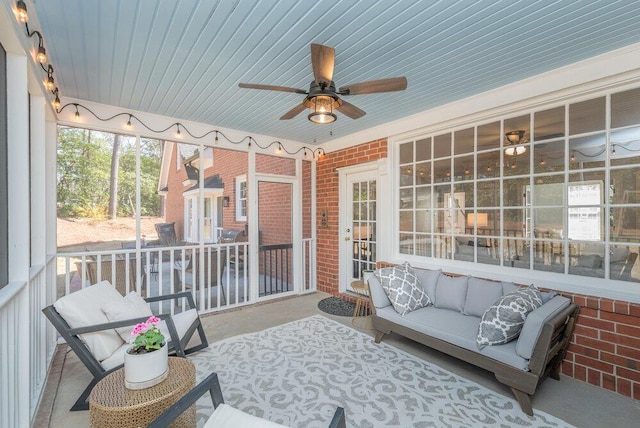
top-left (247, 150), bottom-right (258, 302)
top-left (30, 95), bottom-right (46, 266)
top-left (6, 50), bottom-right (31, 428)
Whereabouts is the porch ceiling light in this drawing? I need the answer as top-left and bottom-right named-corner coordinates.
top-left (504, 130), bottom-right (527, 156)
top-left (307, 95), bottom-right (337, 124)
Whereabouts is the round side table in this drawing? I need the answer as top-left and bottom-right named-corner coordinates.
top-left (351, 280), bottom-right (371, 329)
top-left (89, 357), bottom-right (196, 428)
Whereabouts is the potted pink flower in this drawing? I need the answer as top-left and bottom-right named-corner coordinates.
top-left (124, 316), bottom-right (169, 389)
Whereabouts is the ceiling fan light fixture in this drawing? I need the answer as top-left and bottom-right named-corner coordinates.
top-left (504, 130), bottom-right (527, 156)
top-left (308, 95), bottom-right (336, 124)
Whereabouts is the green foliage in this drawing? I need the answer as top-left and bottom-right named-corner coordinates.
top-left (57, 127), bottom-right (162, 218)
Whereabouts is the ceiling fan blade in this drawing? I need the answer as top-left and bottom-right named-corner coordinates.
top-left (239, 83), bottom-right (307, 94)
top-left (339, 77), bottom-right (407, 95)
top-left (311, 43), bottom-right (335, 86)
top-left (336, 99), bottom-right (366, 119)
top-left (280, 103), bottom-right (307, 120)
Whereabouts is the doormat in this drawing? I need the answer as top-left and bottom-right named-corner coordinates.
top-left (317, 296), bottom-right (355, 317)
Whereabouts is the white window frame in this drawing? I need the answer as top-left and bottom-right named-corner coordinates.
top-left (184, 190), bottom-right (222, 243)
top-left (236, 174), bottom-right (247, 222)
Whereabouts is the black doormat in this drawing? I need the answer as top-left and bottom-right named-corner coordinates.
top-left (317, 297), bottom-right (356, 317)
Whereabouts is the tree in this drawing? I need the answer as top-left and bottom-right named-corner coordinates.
top-left (108, 134), bottom-right (121, 219)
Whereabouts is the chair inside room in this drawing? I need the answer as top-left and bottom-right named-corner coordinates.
top-left (148, 372), bottom-right (346, 428)
top-left (42, 282), bottom-right (209, 411)
top-left (174, 248), bottom-right (227, 305)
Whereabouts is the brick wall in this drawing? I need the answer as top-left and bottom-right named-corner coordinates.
top-left (315, 138), bottom-right (387, 295)
top-left (561, 293), bottom-right (640, 400)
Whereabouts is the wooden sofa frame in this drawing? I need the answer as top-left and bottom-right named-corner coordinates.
top-left (371, 287), bottom-right (579, 416)
top-left (42, 291), bottom-right (208, 411)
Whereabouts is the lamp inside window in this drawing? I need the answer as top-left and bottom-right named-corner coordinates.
top-left (307, 95), bottom-right (337, 124)
top-left (504, 130), bottom-right (527, 156)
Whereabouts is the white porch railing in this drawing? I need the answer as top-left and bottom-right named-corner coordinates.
top-left (0, 256), bottom-right (57, 427)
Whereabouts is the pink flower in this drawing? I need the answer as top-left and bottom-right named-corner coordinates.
top-left (147, 315), bottom-right (161, 325)
top-left (131, 322), bottom-right (147, 336)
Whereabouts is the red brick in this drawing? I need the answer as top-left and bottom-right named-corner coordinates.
top-left (599, 299), bottom-right (614, 313)
top-left (617, 367), bottom-right (640, 383)
top-left (575, 354), bottom-right (614, 373)
top-left (634, 383), bottom-right (640, 400)
top-left (573, 295), bottom-right (587, 307)
top-left (577, 316), bottom-right (615, 332)
top-left (614, 301), bottom-right (630, 315)
top-left (600, 311), bottom-right (639, 326)
top-left (574, 364), bottom-right (587, 382)
top-left (617, 345), bottom-right (640, 361)
top-left (586, 297), bottom-right (600, 309)
top-left (602, 373), bottom-right (616, 391)
top-left (575, 336), bottom-right (615, 353)
top-left (568, 343), bottom-right (599, 359)
top-left (587, 368), bottom-right (602, 386)
top-left (617, 323), bottom-right (640, 338)
top-left (601, 351), bottom-right (638, 370)
top-left (630, 304), bottom-right (640, 318)
top-left (617, 378), bottom-right (632, 397)
top-left (562, 361), bottom-right (574, 377)
top-left (600, 331), bottom-right (640, 349)
top-left (573, 325), bottom-right (599, 338)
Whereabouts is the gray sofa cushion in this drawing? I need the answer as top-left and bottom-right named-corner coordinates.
top-left (476, 285), bottom-right (543, 349)
top-left (434, 274), bottom-right (468, 312)
top-left (463, 277), bottom-right (504, 317)
top-left (414, 268), bottom-right (441, 302)
top-left (376, 306), bottom-right (529, 370)
top-left (502, 281), bottom-right (519, 295)
top-left (368, 273), bottom-right (391, 309)
top-left (516, 295), bottom-right (571, 359)
top-left (377, 263), bottom-right (431, 315)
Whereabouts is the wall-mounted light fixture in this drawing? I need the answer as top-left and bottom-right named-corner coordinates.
top-left (504, 130), bottom-right (527, 156)
top-left (223, 196), bottom-right (230, 207)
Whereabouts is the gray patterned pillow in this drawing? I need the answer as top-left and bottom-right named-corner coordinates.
top-left (476, 285), bottom-right (543, 349)
top-left (376, 263), bottom-right (431, 315)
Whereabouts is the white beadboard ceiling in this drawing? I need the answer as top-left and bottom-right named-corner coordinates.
top-left (33, 0), bottom-right (640, 145)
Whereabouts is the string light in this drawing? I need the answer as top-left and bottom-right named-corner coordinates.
top-left (175, 124), bottom-right (182, 138)
top-left (276, 143), bottom-right (283, 154)
top-left (214, 131), bottom-right (219, 145)
top-left (52, 89), bottom-right (61, 110)
top-left (45, 65), bottom-right (55, 91)
top-left (16, 1), bottom-right (28, 23)
top-left (611, 145), bottom-right (616, 156)
top-left (74, 105), bottom-right (80, 121)
top-left (125, 115), bottom-right (133, 130)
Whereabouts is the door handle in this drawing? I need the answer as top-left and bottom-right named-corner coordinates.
top-left (344, 237), bottom-right (351, 241)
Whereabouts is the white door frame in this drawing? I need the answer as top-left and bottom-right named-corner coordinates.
top-left (338, 159), bottom-right (388, 293)
top-left (254, 173), bottom-right (301, 302)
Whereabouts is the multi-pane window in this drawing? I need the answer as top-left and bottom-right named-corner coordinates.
top-left (397, 88), bottom-right (640, 283)
top-left (236, 175), bottom-right (247, 221)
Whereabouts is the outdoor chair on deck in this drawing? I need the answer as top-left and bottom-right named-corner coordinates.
top-left (42, 281), bottom-right (208, 411)
top-left (174, 248), bottom-right (227, 305)
top-left (76, 257), bottom-right (140, 296)
top-left (149, 372), bottom-right (346, 428)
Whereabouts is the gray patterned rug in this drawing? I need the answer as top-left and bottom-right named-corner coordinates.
top-left (188, 315), bottom-right (572, 428)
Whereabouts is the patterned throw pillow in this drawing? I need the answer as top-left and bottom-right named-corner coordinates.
top-left (476, 285), bottom-right (543, 349)
top-left (376, 263), bottom-right (431, 315)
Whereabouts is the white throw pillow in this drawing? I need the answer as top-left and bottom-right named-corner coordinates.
top-left (476, 285), bottom-right (543, 349)
top-left (102, 291), bottom-right (153, 342)
top-left (376, 262), bottom-right (430, 315)
top-left (53, 281), bottom-right (125, 361)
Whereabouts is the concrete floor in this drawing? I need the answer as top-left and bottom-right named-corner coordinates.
top-left (42, 292), bottom-right (640, 428)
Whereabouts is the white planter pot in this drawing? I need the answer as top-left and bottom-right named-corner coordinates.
top-left (124, 342), bottom-right (169, 390)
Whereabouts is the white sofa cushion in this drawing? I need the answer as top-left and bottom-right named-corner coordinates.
top-left (377, 263), bottom-right (430, 315)
top-left (54, 281), bottom-right (125, 361)
top-left (205, 403), bottom-right (288, 428)
top-left (516, 295), bottom-right (571, 359)
top-left (476, 285), bottom-right (543, 349)
top-left (463, 277), bottom-right (503, 317)
top-left (102, 291), bottom-right (153, 342)
top-left (434, 274), bottom-right (468, 312)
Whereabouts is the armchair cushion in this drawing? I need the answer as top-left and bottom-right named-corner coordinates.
top-left (204, 403), bottom-right (287, 428)
top-left (102, 291), bottom-right (153, 341)
top-left (53, 281), bottom-right (125, 361)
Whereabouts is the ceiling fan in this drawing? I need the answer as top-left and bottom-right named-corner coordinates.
top-left (238, 43), bottom-right (408, 124)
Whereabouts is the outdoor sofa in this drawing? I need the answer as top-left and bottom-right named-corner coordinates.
top-left (367, 262), bottom-right (579, 416)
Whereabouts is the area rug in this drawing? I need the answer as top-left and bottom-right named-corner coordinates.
top-left (317, 296), bottom-right (356, 316)
top-left (188, 315), bottom-right (572, 428)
